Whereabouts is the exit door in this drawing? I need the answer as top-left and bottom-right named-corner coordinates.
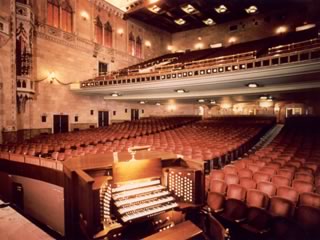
top-left (53, 115), bottom-right (69, 134)
top-left (98, 111), bottom-right (109, 127)
top-left (131, 109), bottom-right (139, 121)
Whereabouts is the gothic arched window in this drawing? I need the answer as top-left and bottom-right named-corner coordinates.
top-left (104, 22), bottom-right (112, 48)
top-left (136, 36), bottom-right (142, 58)
top-left (61, 1), bottom-right (73, 32)
top-left (129, 32), bottom-right (135, 56)
top-left (47, 0), bottom-right (60, 28)
top-left (95, 16), bottom-right (103, 45)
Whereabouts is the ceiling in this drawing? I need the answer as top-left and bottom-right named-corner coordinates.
top-left (123, 0), bottom-right (311, 33)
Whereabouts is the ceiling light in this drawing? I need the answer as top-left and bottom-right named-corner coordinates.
top-left (210, 100), bottom-right (216, 104)
top-left (260, 96), bottom-right (268, 100)
top-left (181, 4), bottom-right (196, 14)
top-left (215, 5), bottom-right (228, 14)
top-left (156, 102), bottom-right (161, 106)
top-left (148, 5), bottom-right (161, 13)
top-left (111, 93), bottom-right (120, 97)
top-left (247, 83), bottom-right (259, 88)
top-left (245, 5), bottom-right (258, 14)
top-left (139, 101), bottom-right (145, 104)
top-left (175, 89), bottom-right (186, 93)
top-left (174, 18), bottom-right (186, 25)
top-left (203, 18), bottom-right (215, 26)
top-left (198, 99), bottom-right (205, 103)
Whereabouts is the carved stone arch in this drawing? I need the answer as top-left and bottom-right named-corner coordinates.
top-left (61, 0), bottom-right (73, 12)
top-left (95, 15), bottom-right (103, 27)
top-left (104, 21), bottom-right (112, 32)
top-left (136, 35), bottom-right (142, 44)
top-left (22, 80), bottom-right (26, 88)
top-left (48, 0), bottom-right (60, 6)
top-left (129, 32), bottom-right (134, 41)
top-left (17, 80), bottom-right (22, 88)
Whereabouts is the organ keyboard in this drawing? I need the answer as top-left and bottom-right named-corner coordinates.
top-left (111, 178), bottom-right (178, 223)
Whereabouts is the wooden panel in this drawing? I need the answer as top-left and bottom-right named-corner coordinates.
top-left (112, 158), bottom-right (162, 184)
top-left (143, 220), bottom-right (202, 240)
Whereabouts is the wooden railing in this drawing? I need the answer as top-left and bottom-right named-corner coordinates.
top-left (80, 38), bottom-right (320, 88)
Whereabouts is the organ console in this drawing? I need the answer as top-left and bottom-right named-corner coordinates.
top-left (64, 151), bottom-right (205, 240)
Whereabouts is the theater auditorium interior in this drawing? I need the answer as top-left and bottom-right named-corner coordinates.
top-left (1, 0), bottom-right (320, 239)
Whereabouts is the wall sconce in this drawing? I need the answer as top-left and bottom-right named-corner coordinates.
top-left (48, 72), bottom-right (56, 84)
top-left (145, 40), bottom-right (151, 48)
top-left (228, 37), bottom-right (237, 44)
top-left (80, 11), bottom-right (89, 21)
top-left (117, 28), bottom-right (124, 36)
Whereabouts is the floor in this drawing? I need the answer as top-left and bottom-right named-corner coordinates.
top-left (0, 200), bottom-right (54, 240)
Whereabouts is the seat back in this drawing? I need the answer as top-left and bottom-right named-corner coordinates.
top-left (224, 173), bottom-right (239, 185)
top-left (277, 186), bottom-right (299, 203)
top-left (299, 192), bottom-right (320, 208)
top-left (209, 179), bottom-right (227, 194)
top-left (207, 192), bottom-right (225, 212)
top-left (238, 168), bottom-right (253, 178)
top-left (209, 169), bottom-right (225, 181)
top-left (295, 206), bottom-right (320, 237)
top-left (294, 173), bottom-right (314, 183)
top-left (207, 215), bottom-right (225, 240)
top-left (253, 172), bottom-right (271, 183)
top-left (227, 184), bottom-right (246, 201)
top-left (246, 189), bottom-right (269, 209)
top-left (272, 175), bottom-right (291, 187)
top-left (257, 181), bottom-right (276, 197)
top-left (269, 196), bottom-right (295, 218)
top-left (292, 180), bottom-right (313, 193)
top-left (239, 177), bottom-right (257, 190)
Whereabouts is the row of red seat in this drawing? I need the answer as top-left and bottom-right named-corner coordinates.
top-left (0, 117), bottom-right (199, 156)
top-left (205, 116), bottom-right (320, 239)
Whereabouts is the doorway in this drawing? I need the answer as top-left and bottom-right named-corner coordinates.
top-left (98, 111), bottom-right (109, 127)
top-left (53, 115), bottom-right (69, 134)
top-left (131, 109), bottom-right (139, 121)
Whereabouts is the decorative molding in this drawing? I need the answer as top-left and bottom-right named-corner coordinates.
top-left (91, 0), bottom-right (124, 18)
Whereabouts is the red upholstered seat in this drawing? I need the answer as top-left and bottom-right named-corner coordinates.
top-left (240, 177), bottom-right (257, 190)
top-left (268, 196), bottom-right (295, 218)
top-left (299, 192), bottom-right (320, 208)
top-left (272, 175), bottom-right (291, 187)
top-left (209, 179), bottom-right (227, 194)
top-left (238, 168), bottom-right (253, 178)
top-left (224, 174), bottom-right (239, 185)
top-left (253, 171), bottom-right (271, 183)
top-left (227, 184), bottom-right (246, 201)
top-left (246, 189), bottom-right (269, 209)
top-left (292, 180), bottom-right (314, 194)
top-left (257, 181), bottom-right (276, 197)
top-left (276, 186), bottom-right (299, 203)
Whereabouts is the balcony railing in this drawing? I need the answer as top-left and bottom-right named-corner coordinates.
top-left (80, 38), bottom-right (320, 88)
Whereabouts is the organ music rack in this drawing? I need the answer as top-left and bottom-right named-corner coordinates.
top-left (63, 151), bottom-right (205, 240)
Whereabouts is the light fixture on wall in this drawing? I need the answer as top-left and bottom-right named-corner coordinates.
top-left (139, 101), bottom-right (146, 104)
top-left (198, 99), bottom-right (205, 103)
top-left (276, 26), bottom-right (288, 34)
top-left (33, 71), bottom-right (76, 85)
top-left (80, 11), bottom-right (89, 21)
top-left (155, 102), bottom-right (161, 106)
top-left (117, 28), bottom-right (124, 36)
top-left (145, 41), bottom-right (151, 48)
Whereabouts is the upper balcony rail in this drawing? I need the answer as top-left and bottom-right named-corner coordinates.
top-left (80, 38), bottom-right (320, 88)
